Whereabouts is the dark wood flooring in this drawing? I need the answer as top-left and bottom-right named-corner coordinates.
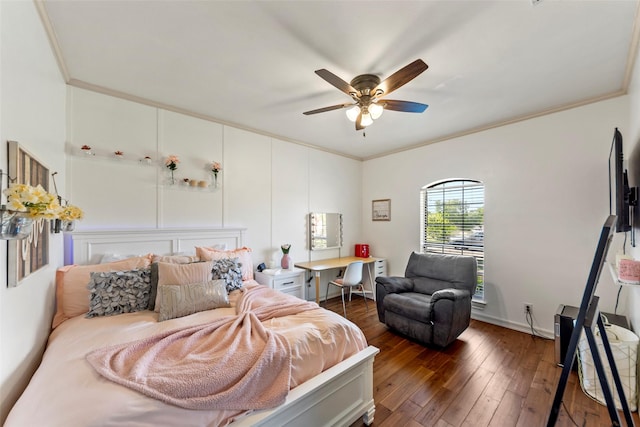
top-left (320, 295), bottom-right (640, 427)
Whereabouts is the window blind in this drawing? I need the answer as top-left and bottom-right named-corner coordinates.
top-left (421, 180), bottom-right (485, 300)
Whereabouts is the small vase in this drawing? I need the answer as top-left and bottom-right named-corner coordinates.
top-left (281, 253), bottom-right (291, 269)
top-left (213, 173), bottom-right (219, 188)
top-left (0, 211), bottom-right (34, 240)
top-left (62, 220), bottom-right (75, 232)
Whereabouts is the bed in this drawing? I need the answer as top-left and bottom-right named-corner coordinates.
top-left (6, 228), bottom-right (379, 427)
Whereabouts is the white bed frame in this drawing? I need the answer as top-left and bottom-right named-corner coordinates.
top-left (65, 228), bottom-right (379, 426)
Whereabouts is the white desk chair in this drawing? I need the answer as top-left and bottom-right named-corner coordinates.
top-left (326, 261), bottom-right (367, 318)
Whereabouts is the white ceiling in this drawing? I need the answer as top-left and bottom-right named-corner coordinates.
top-left (40, 0), bottom-right (640, 160)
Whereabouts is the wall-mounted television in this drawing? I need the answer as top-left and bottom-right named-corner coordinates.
top-left (608, 127), bottom-right (637, 233)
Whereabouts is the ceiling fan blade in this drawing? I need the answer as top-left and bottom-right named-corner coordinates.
top-left (303, 103), bottom-right (351, 115)
top-left (381, 99), bottom-right (429, 113)
top-left (355, 113), bottom-right (365, 131)
top-left (315, 69), bottom-right (357, 95)
top-left (374, 59), bottom-right (428, 96)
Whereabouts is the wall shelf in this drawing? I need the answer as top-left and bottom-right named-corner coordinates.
top-left (607, 262), bottom-right (640, 287)
top-left (71, 148), bottom-right (156, 166)
top-left (161, 181), bottom-right (219, 192)
top-left (71, 148), bottom-right (222, 190)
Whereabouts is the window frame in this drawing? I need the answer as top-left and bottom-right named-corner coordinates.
top-left (420, 179), bottom-right (485, 301)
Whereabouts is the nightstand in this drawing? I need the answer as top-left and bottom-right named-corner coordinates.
top-left (254, 268), bottom-right (305, 299)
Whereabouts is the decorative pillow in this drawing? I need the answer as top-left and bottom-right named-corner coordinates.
top-left (86, 269), bottom-right (152, 318)
top-left (157, 279), bottom-right (230, 322)
top-left (148, 262), bottom-right (160, 311)
top-left (196, 246), bottom-right (253, 280)
top-left (52, 254), bottom-right (154, 329)
top-left (148, 256), bottom-right (201, 310)
top-left (211, 257), bottom-right (244, 292)
top-left (153, 261), bottom-right (214, 312)
top-left (151, 254), bottom-right (200, 264)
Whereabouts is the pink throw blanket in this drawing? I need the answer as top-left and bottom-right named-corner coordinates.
top-left (86, 285), bottom-right (319, 410)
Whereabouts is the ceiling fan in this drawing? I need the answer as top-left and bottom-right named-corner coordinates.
top-left (303, 59), bottom-right (429, 131)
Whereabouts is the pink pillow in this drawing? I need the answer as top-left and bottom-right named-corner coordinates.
top-left (52, 254), bottom-right (153, 329)
top-left (195, 246), bottom-right (253, 280)
top-left (154, 261), bottom-right (214, 312)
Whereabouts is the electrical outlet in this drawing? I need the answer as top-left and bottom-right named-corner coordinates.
top-left (524, 303), bottom-right (533, 314)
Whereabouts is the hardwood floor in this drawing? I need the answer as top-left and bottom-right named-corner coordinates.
top-left (320, 296), bottom-right (640, 427)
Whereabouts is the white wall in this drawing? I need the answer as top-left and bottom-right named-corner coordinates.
top-left (0, 1), bottom-right (67, 421)
top-left (66, 86), bottom-right (362, 301)
top-left (362, 96), bottom-right (630, 337)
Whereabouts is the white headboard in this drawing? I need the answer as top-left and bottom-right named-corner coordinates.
top-left (64, 228), bottom-right (246, 265)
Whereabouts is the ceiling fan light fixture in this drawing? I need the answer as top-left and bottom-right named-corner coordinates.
top-left (360, 112), bottom-right (373, 127)
top-left (346, 105), bottom-right (360, 122)
top-left (304, 59), bottom-right (429, 131)
top-left (369, 103), bottom-right (384, 120)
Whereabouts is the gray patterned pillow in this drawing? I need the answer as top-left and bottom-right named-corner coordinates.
top-left (157, 279), bottom-right (230, 321)
top-left (211, 257), bottom-right (243, 292)
top-left (86, 269), bottom-right (152, 318)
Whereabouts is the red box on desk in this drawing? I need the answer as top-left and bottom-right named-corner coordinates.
top-left (355, 244), bottom-right (369, 258)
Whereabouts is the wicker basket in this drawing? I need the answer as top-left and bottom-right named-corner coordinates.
top-left (577, 322), bottom-right (638, 411)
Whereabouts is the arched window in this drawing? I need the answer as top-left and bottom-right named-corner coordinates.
top-left (420, 179), bottom-right (485, 300)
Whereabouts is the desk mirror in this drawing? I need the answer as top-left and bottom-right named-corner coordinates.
top-left (309, 212), bottom-right (343, 250)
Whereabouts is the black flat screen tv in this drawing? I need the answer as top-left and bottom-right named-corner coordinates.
top-left (609, 128), bottom-right (632, 232)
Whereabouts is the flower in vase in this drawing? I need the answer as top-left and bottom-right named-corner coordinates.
top-left (210, 161), bottom-right (222, 187)
top-left (3, 183), bottom-right (62, 220)
top-left (211, 161), bottom-right (222, 174)
top-left (165, 155), bottom-right (180, 184)
top-left (281, 244), bottom-right (291, 254)
top-left (58, 204), bottom-right (84, 221)
top-left (165, 155), bottom-right (180, 171)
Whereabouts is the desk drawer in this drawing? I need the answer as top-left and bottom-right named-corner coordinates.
top-left (374, 259), bottom-right (387, 277)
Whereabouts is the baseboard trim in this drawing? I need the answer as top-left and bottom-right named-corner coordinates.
top-left (471, 310), bottom-right (554, 340)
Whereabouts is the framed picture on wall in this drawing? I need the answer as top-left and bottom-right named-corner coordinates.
top-left (372, 199), bottom-right (391, 221)
top-left (7, 140), bottom-right (52, 287)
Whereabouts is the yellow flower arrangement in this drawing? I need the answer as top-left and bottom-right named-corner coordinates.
top-left (3, 183), bottom-right (62, 220)
top-left (59, 204), bottom-right (84, 221)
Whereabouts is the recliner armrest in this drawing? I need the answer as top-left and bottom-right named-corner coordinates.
top-left (431, 288), bottom-right (470, 303)
top-left (375, 276), bottom-right (414, 294)
top-left (375, 276), bottom-right (414, 323)
top-left (430, 288), bottom-right (472, 347)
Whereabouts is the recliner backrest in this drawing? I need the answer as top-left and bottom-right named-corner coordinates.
top-left (404, 252), bottom-right (477, 296)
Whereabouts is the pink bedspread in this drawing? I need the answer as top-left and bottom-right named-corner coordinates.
top-left (86, 286), bottom-right (319, 410)
top-left (6, 280), bottom-right (368, 427)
